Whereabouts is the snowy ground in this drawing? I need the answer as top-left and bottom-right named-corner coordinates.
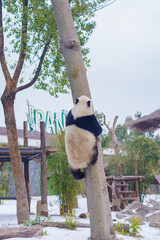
top-left (0, 195), bottom-right (160, 240)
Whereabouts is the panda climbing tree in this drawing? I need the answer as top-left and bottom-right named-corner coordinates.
top-left (52, 1), bottom-right (117, 240)
top-left (65, 95), bottom-right (102, 180)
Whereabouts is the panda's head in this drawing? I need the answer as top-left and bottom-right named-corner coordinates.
top-left (72, 95), bottom-right (94, 119)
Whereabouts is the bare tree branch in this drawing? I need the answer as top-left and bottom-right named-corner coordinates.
top-left (0, 0), bottom-right (12, 84)
top-left (12, 0), bottom-right (28, 84)
top-left (16, 39), bottom-right (51, 93)
top-left (95, 0), bottom-right (116, 12)
top-left (113, 115), bottom-right (118, 132)
top-left (103, 114), bottom-right (120, 148)
top-left (103, 114), bottom-right (111, 133)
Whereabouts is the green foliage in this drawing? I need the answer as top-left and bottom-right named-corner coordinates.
top-left (64, 213), bottom-right (77, 230)
top-left (114, 221), bottom-right (129, 236)
top-left (115, 124), bottom-right (128, 142)
top-left (94, 111), bottom-right (104, 127)
top-left (23, 216), bottom-right (51, 226)
top-left (106, 112), bottom-right (160, 197)
top-left (114, 217), bottom-right (141, 237)
top-left (0, 163), bottom-right (12, 198)
top-left (120, 135), bottom-right (160, 196)
top-left (43, 230), bottom-right (48, 236)
top-left (2, 0), bottom-right (112, 97)
top-left (47, 131), bottom-right (82, 215)
top-left (129, 217), bottom-right (141, 237)
top-left (101, 134), bottom-right (112, 149)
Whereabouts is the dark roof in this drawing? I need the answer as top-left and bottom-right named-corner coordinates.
top-left (0, 147), bottom-right (58, 163)
top-left (0, 147), bottom-right (42, 163)
top-left (155, 175), bottom-right (160, 185)
top-left (125, 109), bottom-right (160, 131)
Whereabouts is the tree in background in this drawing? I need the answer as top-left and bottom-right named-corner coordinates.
top-left (0, 0), bottom-right (114, 223)
top-left (47, 131), bottom-right (82, 215)
top-left (105, 112), bottom-right (160, 198)
top-left (121, 135), bottom-right (160, 197)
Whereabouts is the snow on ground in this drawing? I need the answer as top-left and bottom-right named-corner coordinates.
top-left (0, 195), bottom-right (160, 240)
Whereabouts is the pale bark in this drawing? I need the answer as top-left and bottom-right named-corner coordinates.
top-left (0, 226), bottom-right (43, 239)
top-left (51, 1), bottom-right (116, 239)
top-left (51, 0), bottom-right (90, 101)
top-left (104, 115), bottom-right (120, 160)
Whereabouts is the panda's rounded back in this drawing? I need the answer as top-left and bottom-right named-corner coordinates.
top-left (65, 124), bottom-right (97, 169)
top-left (72, 95), bottom-right (94, 120)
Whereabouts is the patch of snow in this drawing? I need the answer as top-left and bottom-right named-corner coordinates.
top-left (0, 195), bottom-right (160, 240)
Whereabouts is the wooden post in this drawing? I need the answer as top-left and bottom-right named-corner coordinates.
top-left (24, 160), bottom-right (30, 211)
top-left (134, 161), bottom-right (140, 200)
top-left (115, 163), bottom-right (119, 177)
top-left (23, 121), bottom-right (30, 211)
top-left (40, 121), bottom-right (48, 217)
top-left (23, 121), bottom-right (28, 147)
top-left (121, 163), bottom-right (124, 176)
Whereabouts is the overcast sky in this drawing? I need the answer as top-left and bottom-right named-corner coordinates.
top-left (0, 0), bottom-right (160, 130)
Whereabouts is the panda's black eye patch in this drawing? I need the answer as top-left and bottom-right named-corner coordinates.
top-left (87, 100), bottom-right (91, 107)
top-left (75, 98), bottom-right (79, 104)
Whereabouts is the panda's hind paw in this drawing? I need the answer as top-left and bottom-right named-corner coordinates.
top-left (70, 168), bottom-right (85, 181)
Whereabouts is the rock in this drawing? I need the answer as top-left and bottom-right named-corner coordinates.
top-left (145, 210), bottom-right (160, 223)
top-left (136, 206), bottom-right (149, 217)
top-left (127, 201), bottom-right (144, 211)
top-left (148, 199), bottom-right (160, 210)
top-left (120, 208), bottom-right (133, 215)
top-left (126, 214), bottom-right (146, 225)
top-left (149, 222), bottom-right (160, 228)
top-left (79, 212), bottom-right (89, 218)
top-left (116, 199), bottom-right (160, 228)
top-left (120, 201), bottom-right (147, 215)
top-left (115, 213), bottom-right (127, 219)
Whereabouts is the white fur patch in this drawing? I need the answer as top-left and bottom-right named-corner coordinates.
top-left (65, 125), bottom-right (96, 170)
top-left (72, 95), bottom-right (94, 119)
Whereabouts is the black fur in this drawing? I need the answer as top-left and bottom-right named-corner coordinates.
top-left (70, 168), bottom-right (85, 180)
top-left (66, 110), bottom-right (102, 137)
top-left (87, 100), bottom-right (91, 107)
top-left (75, 98), bottom-right (79, 104)
top-left (90, 140), bottom-right (98, 165)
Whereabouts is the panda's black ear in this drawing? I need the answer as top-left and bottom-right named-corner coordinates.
top-left (75, 98), bottom-right (79, 104)
top-left (87, 100), bottom-right (91, 107)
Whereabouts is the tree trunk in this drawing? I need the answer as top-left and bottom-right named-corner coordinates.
top-left (51, 1), bottom-right (116, 239)
top-left (1, 89), bottom-right (29, 224)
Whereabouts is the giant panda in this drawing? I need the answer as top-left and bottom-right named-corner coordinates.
top-left (65, 95), bottom-right (102, 180)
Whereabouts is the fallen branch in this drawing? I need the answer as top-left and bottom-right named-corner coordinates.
top-left (40, 221), bottom-right (90, 228)
top-left (0, 226), bottom-right (43, 239)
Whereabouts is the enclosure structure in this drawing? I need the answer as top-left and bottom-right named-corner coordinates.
top-left (106, 162), bottom-right (144, 211)
top-left (0, 121), bottom-right (57, 215)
